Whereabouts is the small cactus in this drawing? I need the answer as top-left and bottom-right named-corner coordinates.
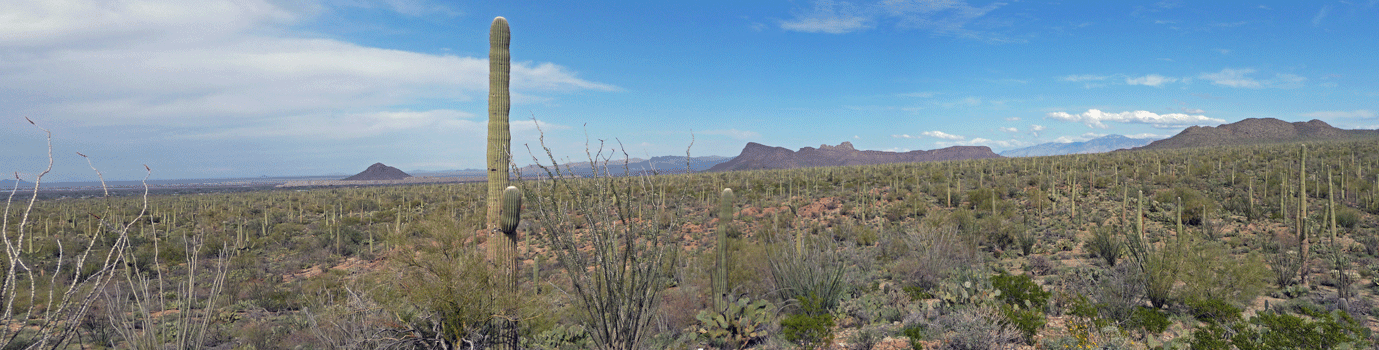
top-left (499, 185), bottom-right (522, 235)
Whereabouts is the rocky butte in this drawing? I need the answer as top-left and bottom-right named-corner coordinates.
top-left (708, 141), bottom-right (1002, 172)
top-left (343, 163), bottom-right (412, 181)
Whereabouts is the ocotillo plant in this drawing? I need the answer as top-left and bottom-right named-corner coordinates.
top-left (716, 188), bottom-right (734, 310)
top-left (487, 16), bottom-right (512, 258)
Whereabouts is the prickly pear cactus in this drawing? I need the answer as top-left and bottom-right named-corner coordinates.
top-left (696, 294), bottom-right (775, 349)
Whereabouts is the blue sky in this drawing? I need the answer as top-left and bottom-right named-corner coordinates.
top-left (3, 0), bottom-right (1377, 181)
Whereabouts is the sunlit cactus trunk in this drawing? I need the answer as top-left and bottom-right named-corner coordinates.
top-left (1299, 144), bottom-right (1309, 287)
top-left (487, 16), bottom-right (512, 255)
top-left (715, 188), bottom-right (734, 310)
top-left (486, 16), bottom-right (518, 350)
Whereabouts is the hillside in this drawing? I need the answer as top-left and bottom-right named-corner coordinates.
top-left (1000, 135), bottom-right (1157, 157)
top-left (1134, 118), bottom-right (1379, 150)
top-left (708, 141), bottom-right (1001, 171)
top-left (343, 163), bottom-right (411, 181)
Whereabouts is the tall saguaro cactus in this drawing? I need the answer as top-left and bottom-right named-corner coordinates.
top-left (486, 17), bottom-right (517, 350)
top-left (715, 188), bottom-right (734, 310)
top-left (1299, 144), bottom-right (1309, 286)
top-left (487, 16), bottom-right (512, 248)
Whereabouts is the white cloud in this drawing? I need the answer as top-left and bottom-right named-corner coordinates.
top-left (999, 127), bottom-right (1018, 132)
top-left (701, 129), bottom-right (763, 140)
top-left (1061, 74), bottom-right (1109, 82)
top-left (0, 0), bottom-right (616, 132)
top-left (1046, 109), bottom-right (1225, 129)
top-left (1125, 74), bottom-right (1178, 87)
top-left (1125, 133), bottom-right (1167, 139)
top-left (1005, 117), bottom-right (1020, 121)
top-left (1300, 110), bottom-right (1377, 119)
top-left (1029, 124), bottom-right (1046, 131)
top-left (779, 0), bottom-right (872, 33)
top-left (1200, 68), bottom-right (1307, 89)
top-left (936, 138), bottom-right (1029, 149)
top-left (921, 130), bottom-right (965, 140)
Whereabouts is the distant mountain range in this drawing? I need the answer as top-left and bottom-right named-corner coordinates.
top-left (708, 141), bottom-right (1001, 172)
top-left (1000, 135), bottom-right (1159, 157)
top-left (1133, 118), bottom-right (1379, 151)
top-left (0, 179), bottom-right (31, 188)
top-left (518, 155), bottom-right (732, 178)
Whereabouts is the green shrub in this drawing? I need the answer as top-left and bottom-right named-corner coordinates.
top-left (901, 324), bottom-right (925, 350)
top-left (990, 272), bottom-right (1049, 309)
top-left (1190, 308), bottom-right (1372, 350)
top-left (1127, 306), bottom-right (1170, 335)
top-left (1153, 186), bottom-right (1217, 225)
top-left (1187, 298), bottom-right (1243, 324)
top-left (780, 295), bottom-right (834, 350)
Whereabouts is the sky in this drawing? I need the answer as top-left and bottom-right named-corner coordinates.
top-left (3, 0), bottom-right (1378, 181)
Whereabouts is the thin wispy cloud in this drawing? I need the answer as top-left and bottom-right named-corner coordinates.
top-left (1046, 109), bottom-right (1225, 129)
top-left (1198, 68), bottom-right (1306, 89)
top-left (780, 0), bottom-right (1014, 42)
top-left (779, 0), bottom-right (872, 34)
top-left (1125, 74), bottom-right (1177, 87)
top-left (1061, 75), bottom-right (1109, 82)
top-left (1313, 5), bottom-right (1331, 26)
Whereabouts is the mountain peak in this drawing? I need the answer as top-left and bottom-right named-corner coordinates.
top-left (1136, 118), bottom-right (1375, 150)
top-left (343, 163), bottom-right (411, 181)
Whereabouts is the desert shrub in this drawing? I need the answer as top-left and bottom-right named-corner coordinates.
top-left (1178, 239), bottom-right (1271, 307)
top-left (1126, 306), bottom-right (1170, 335)
top-left (1085, 225), bottom-right (1122, 267)
top-left (990, 272), bottom-right (1049, 309)
top-left (1187, 297), bottom-right (1243, 324)
top-left (1056, 265), bottom-right (1144, 326)
top-left (1189, 308), bottom-right (1371, 350)
top-left (1335, 206), bottom-right (1361, 230)
top-left (768, 237), bottom-right (848, 315)
top-left (888, 226), bottom-right (982, 293)
top-left (1153, 186), bottom-right (1218, 225)
top-left (780, 295), bottom-right (834, 350)
top-left (901, 324), bottom-right (926, 350)
top-left (1358, 234), bottom-right (1379, 257)
top-left (1025, 255), bottom-right (1055, 276)
top-left (928, 306), bottom-right (1023, 350)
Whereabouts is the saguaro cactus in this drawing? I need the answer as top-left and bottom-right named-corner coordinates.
top-left (487, 16), bottom-right (512, 251)
top-left (715, 188), bottom-right (734, 309)
top-left (1299, 145), bottom-right (1309, 286)
top-left (486, 17), bottom-right (517, 350)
